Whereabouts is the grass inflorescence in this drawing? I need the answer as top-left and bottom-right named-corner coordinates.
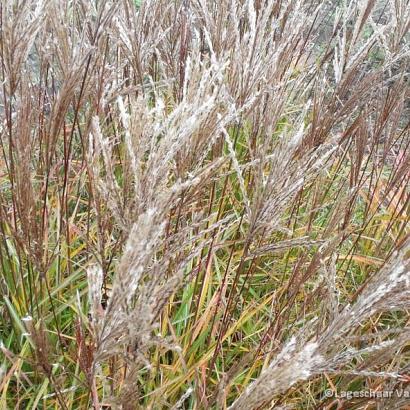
top-left (0, 0), bottom-right (409, 409)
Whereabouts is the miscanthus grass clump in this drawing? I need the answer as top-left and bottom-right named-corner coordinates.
top-left (0, 0), bottom-right (409, 408)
